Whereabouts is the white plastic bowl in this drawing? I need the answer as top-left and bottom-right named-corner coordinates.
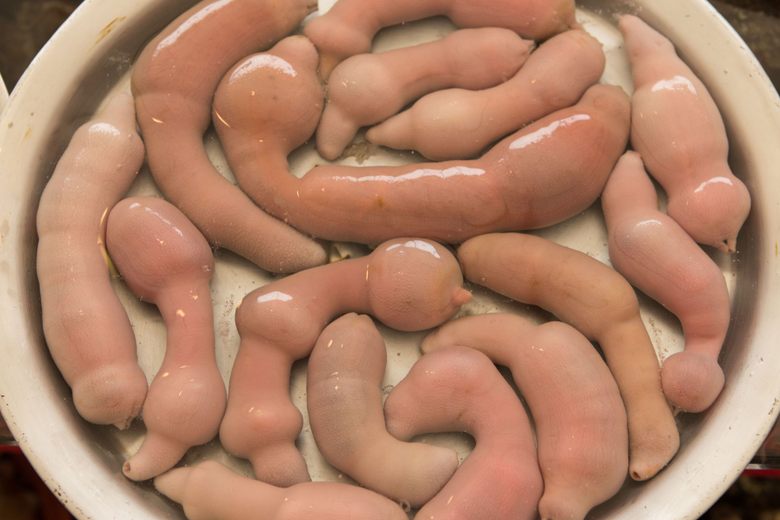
top-left (0, 73), bottom-right (7, 108)
top-left (0, 1), bottom-right (779, 519)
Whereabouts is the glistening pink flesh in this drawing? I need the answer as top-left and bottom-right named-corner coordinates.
top-left (304, 0), bottom-right (575, 77)
top-left (132, 0), bottom-right (327, 273)
top-left (317, 27), bottom-right (533, 160)
top-left (367, 29), bottom-right (606, 160)
top-left (214, 58), bottom-right (631, 244)
top-left (619, 14), bottom-right (751, 252)
top-left (422, 314), bottom-right (628, 519)
top-left (36, 91), bottom-right (147, 429)
top-left (219, 238), bottom-right (469, 485)
top-left (154, 461), bottom-right (408, 520)
top-left (307, 313), bottom-right (458, 506)
top-left (602, 151), bottom-right (730, 412)
top-left (457, 233), bottom-right (679, 480)
top-left (385, 346), bottom-right (543, 520)
top-left (106, 197), bottom-right (226, 481)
